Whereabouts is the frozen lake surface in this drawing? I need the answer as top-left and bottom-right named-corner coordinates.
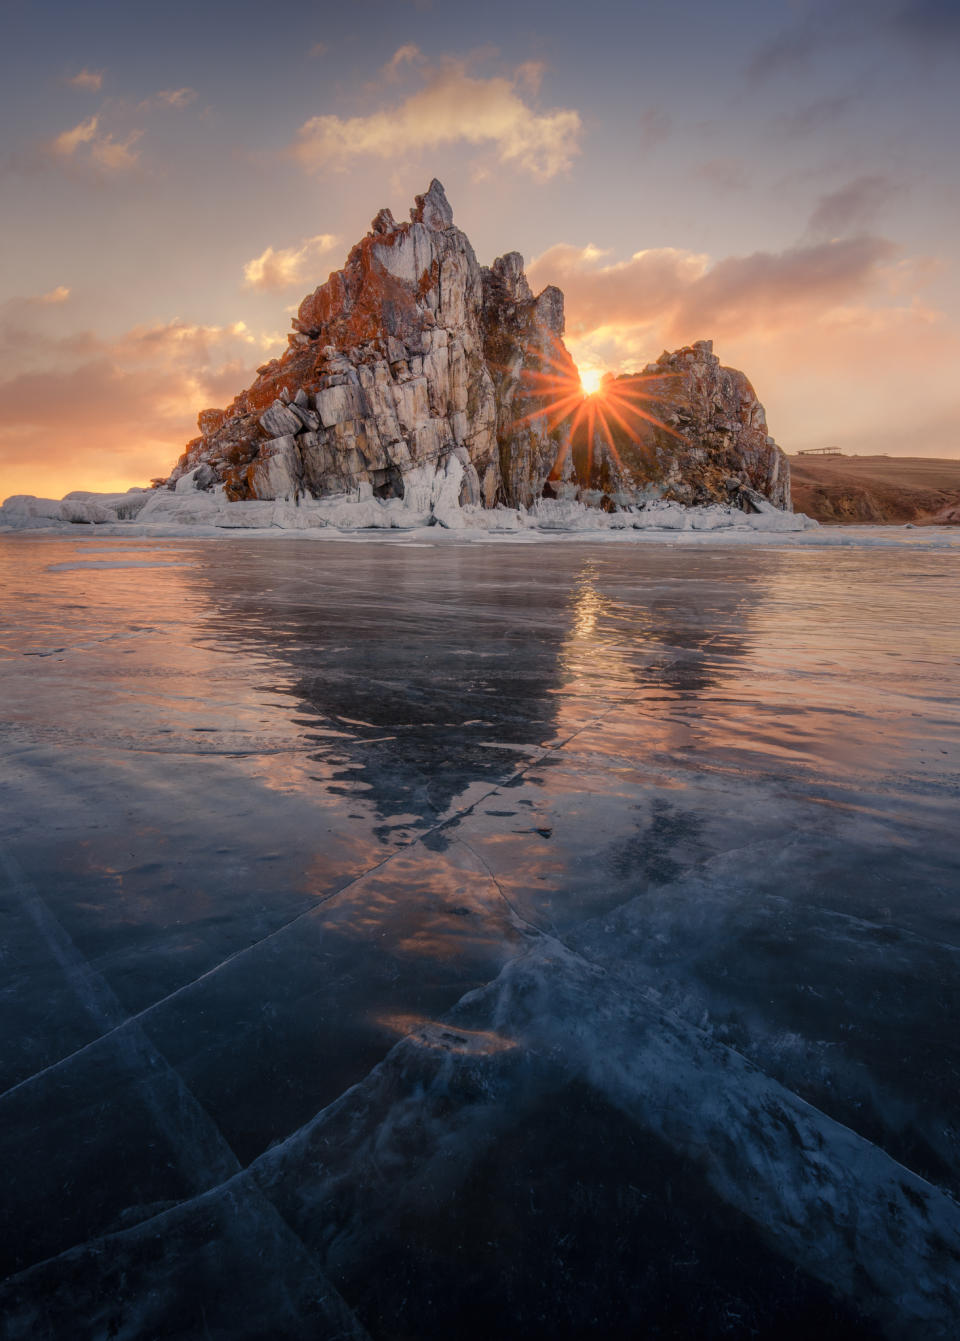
top-left (1, 532), bottom-right (959, 1338)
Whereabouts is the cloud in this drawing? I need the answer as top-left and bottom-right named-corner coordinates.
top-left (528, 244), bottom-right (710, 333)
top-left (309, 42), bottom-right (327, 58)
top-left (52, 115), bottom-right (100, 156)
top-left (154, 87), bottom-right (198, 109)
top-left (746, 0), bottom-right (960, 82)
top-left (0, 312), bottom-right (284, 497)
top-left (697, 157), bottom-right (749, 192)
top-left (67, 69), bottom-right (104, 92)
top-left (675, 236), bottom-right (898, 336)
top-left (383, 44), bottom-right (425, 79)
top-left (290, 58), bottom-right (582, 181)
top-left (635, 107), bottom-right (671, 153)
top-left (40, 286), bottom-right (71, 304)
top-left (530, 224), bottom-right (959, 458)
top-left (892, 0), bottom-right (960, 45)
top-left (89, 129), bottom-right (142, 171)
top-left (48, 113), bottom-right (142, 172)
top-left (513, 60), bottom-right (544, 93)
top-left (242, 233), bottom-right (340, 291)
top-left (135, 87), bottom-right (198, 113)
top-left (780, 93), bottom-right (856, 137)
top-left (807, 175), bottom-right (897, 238)
top-left (530, 234), bottom-right (899, 346)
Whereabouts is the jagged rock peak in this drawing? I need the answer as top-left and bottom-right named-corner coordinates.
top-left (491, 252), bottom-right (533, 303)
top-left (165, 180), bottom-right (790, 518)
top-left (410, 178), bottom-right (454, 230)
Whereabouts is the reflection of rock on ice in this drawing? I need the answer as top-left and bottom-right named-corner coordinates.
top-left (3, 538), bottom-right (959, 1338)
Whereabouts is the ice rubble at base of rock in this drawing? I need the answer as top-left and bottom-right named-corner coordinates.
top-left (0, 460), bottom-right (819, 537)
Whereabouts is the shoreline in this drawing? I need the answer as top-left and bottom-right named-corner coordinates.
top-left (2, 521), bottom-right (958, 549)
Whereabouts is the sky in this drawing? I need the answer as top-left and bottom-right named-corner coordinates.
top-left (1, 0), bottom-right (959, 499)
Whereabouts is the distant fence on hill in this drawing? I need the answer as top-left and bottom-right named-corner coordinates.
top-left (797, 447), bottom-right (843, 456)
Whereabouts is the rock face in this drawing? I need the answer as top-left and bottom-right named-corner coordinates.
top-left (167, 181), bottom-right (790, 515)
top-left (558, 341), bottom-right (790, 512)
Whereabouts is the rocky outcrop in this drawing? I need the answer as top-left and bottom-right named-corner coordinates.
top-left (167, 181), bottom-right (790, 515)
top-left (552, 341), bottom-right (790, 512)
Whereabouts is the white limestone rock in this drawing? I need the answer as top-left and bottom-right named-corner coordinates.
top-left (259, 401), bottom-right (303, 438)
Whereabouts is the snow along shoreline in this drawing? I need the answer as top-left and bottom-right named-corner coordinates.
top-left (2, 476), bottom-right (958, 548)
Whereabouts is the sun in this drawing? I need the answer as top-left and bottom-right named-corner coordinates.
top-left (579, 366), bottom-right (605, 397)
top-left (509, 336), bottom-right (686, 491)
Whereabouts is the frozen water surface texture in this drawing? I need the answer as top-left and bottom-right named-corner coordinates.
top-left (1, 532), bottom-right (959, 1339)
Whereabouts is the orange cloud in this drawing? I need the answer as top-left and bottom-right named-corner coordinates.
top-left (48, 113), bottom-right (142, 172)
top-left (528, 243), bottom-right (709, 332)
top-left (529, 234), bottom-right (897, 343)
top-left (89, 129), bottom-right (142, 171)
top-left (291, 58), bottom-right (581, 181)
top-left (0, 311), bottom-right (284, 499)
top-left (51, 115), bottom-right (100, 156)
top-left (672, 236), bottom-right (897, 337)
top-left (67, 69), bottom-right (104, 92)
top-left (530, 228), bottom-right (959, 458)
top-left (243, 233), bottom-right (340, 291)
top-left (138, 87), bottom-right (199, 112)
top-left (156, 87), bottom-right (197, 108)
top-left (383, 44), bottom-right (425, 79)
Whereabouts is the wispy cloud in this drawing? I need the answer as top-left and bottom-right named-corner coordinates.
top-left (243, 233), bottom-right (340, 291)
top-left (383, 44), bottom-right (425, 79)
top-left (67, 69), bottom-right (104, 92)
top-left (48, 113), bottom-right (142, 172)
top-left (290, 57), bottom-right (582, 181)
top-left (892, 0), bottom-right (960, 46)
top-left (90, 129), bottom-right (142, 171)
top-left (697, 157), bottom-right (749, 192)
top-left (139, 87), bottom-right (198, 111)
top-left (746, 0), bottom-right (960, 82)
top-left (780, 93), bottom-right (856, 137)
top-left (636, 108), bottom-right (671, 153)
top-left (807, 175), bottom-right (897, 239)
top-left (40, 286), bottom-right (71, 304)
top-left (529, 233), bottom-right (899, 344)
top-left (51, 115), bottom-right (100, 157)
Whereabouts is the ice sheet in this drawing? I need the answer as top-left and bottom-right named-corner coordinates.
top-left (1, 535), bottom-right (958, 1337)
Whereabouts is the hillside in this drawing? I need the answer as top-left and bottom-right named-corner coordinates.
top-left (788, 454), bottom-right (960, 525)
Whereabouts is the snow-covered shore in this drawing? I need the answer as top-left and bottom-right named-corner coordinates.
top-left (0, 467), bottom-right (816, 537)
top-left (3, 479), bottom-right (959, 547)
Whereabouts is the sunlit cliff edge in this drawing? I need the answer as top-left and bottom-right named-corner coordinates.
top-left (166, 179), bottom-right (789, 516)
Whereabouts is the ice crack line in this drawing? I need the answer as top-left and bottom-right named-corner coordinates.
top-left (0, 848), bottom-right (241, 1181)
top-left (0, 598), bottom-right (747, 1108)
